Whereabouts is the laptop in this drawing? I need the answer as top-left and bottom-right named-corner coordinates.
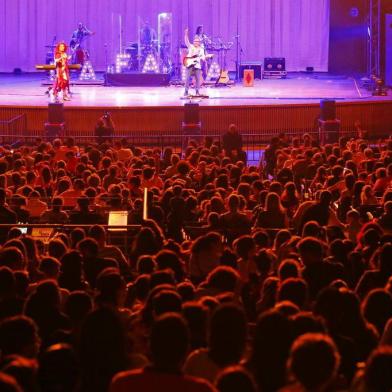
top-left (108, 211), bottom-right (128, 232)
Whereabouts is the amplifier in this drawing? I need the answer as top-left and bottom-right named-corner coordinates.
top-left (239, 63), bottom-right (262, 80)
top-left (263, 57), bottom-right (287, 79)
top-left (48, 103), bottom-right (64, 123)
top-left (264, 57), bottom-right (286, 71)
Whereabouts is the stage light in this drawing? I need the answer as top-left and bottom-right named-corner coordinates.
top-left (79, 61), bottom-right (96, 80)
top-left (115, 53), bottom-right (131, 73)
top-left (181, 65), bottom-right (187, 82)
top-left (206, 61), bottom-right (221, 81)
top-left (142, 54), bottom-right (159, 73)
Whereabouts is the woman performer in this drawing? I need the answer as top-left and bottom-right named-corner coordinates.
top-left (53, 42), bottom-right (71, 101)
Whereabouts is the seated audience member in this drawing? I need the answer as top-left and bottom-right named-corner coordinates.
top-left (110, 313), bottom-right (215, 392)
top-left (24, 280), bottom-right (70, 344)
top-left (356, 243), bottom-right (392, 299)
top-left (39, 196), bottom-right (68, 223)
top-left (351, 346), bottom-right (392, 392)
top-left (79, 307), bottom-right (130, 392)
top-left (189, 232), bottom-right (223, 283)
top-left (9, 194), bottom-right (29, 223)
top-left (254, 192), bottom-right (288, 229)
top-left (59, 179), bottom-right (85, 208)
top-left (25, 191), bottom-right (47, 220)
top-left (215, 366), bottom-right (257, 392)
top-left (77, 238), bottom-right (118, 288)
top-left (377, 200), bottom-right (392, 233)
top-left (69, 196), bottom-right (104, 225)
top-left (88, 225), bottom-right (129, 276)
top-left (115, 139), bottom-right (133, 162)
top-left (298, 237), bottom-right (343, 300)
top-left (298, 190), bottom-right (342, 235)
top-left (38, 343), bottom-right (79, 392)
top-left (284, 333), bottom-right (340, 391)
top-left (184, 303), bottom-right (247, 382)
top-left (219, 194), bottom-right (251, 242)
top-left (58, 251), bottom-right (89, 292)
top-left (0, 316), bottom-right (40, 358)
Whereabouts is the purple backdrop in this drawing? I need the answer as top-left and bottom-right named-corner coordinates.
top-left (0, 0), bottom-right (330, 72)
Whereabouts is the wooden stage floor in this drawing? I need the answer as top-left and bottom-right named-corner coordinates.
top-left (0, 72), bottom-right (391, 139)
top-left (0, 72), bottom-right (384, 107)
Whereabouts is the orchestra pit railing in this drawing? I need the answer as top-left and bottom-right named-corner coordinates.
top-left (0, 128), bottom-right (358, 164)
top-left (0, 114), bottom-right (27, 145)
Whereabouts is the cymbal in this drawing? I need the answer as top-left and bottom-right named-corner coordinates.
top-left (45, 45), bottom-right (56, 48)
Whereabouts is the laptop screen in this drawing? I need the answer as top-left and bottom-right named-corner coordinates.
top-left (108, 211), bottom-right (128, 231)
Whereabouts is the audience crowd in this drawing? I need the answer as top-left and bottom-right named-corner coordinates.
top-left (0, 130), bottom-right (391, 391)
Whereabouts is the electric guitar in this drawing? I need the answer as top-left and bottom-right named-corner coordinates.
top-left (183, 53), bottom-right (213, 68)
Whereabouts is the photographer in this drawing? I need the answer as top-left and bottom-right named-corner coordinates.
top-left (95, 112), bottom-right (115, 145)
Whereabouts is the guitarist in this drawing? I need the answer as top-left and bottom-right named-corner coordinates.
top-left (183, 28), bottom-right (206, 97)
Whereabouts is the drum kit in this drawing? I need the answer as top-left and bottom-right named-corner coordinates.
top-left (122, 39), bottom-right (172, 73)
top-left (122, 41), bottom-right (159, 72)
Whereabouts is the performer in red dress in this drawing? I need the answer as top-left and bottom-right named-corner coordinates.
top-left (53, 42), bottom-right (71, 101)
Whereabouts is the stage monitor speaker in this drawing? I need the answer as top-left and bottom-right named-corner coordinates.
top-left (386, 14), bottom-right (392, 87)
top-left (184, 103), bottom-right (199, 124)
top-left (319, 119), bottom-right (341, 144)
top-left (44, 122), bottom-right (64, 140)
top-left (48, 103), bottom-right (64, 124)
top-left (320, 99), bottom-right (336, 121)
top-left (264, 58), bottom-right (286, 72)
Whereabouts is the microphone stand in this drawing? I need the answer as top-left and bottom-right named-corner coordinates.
top-left (235, 14), bottom-right (244, 82)
top-left (104, 43), bottom-right (108, 72)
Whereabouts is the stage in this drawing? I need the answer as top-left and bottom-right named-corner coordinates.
top-left (0, 72), bottom-right (392, 140)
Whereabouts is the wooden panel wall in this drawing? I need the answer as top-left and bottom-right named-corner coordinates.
top-left (1, 100), bottom-right (391, 139)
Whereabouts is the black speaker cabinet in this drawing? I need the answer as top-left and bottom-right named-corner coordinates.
top-left (320, 99), bottom-right (337, 121)
top-left (48, 103), bottom-right (64, 124)
top-left (44, 122), bottom-right (64, 140)
top-left (184, 103), bottom-right (200, 124)
top-left (319, 119), bottom-right (341, 144)
top-left (264, 58), bottom-right (286, 71)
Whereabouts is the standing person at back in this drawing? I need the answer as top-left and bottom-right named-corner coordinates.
top-left (222, 124), bottom-right (246, 163)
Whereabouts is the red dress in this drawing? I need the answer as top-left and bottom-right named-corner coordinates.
top-left (53, 52), bottom-right (70, 93)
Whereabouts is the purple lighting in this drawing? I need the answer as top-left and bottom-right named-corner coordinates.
top-left (0, 0), bottom-right (330, 72)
